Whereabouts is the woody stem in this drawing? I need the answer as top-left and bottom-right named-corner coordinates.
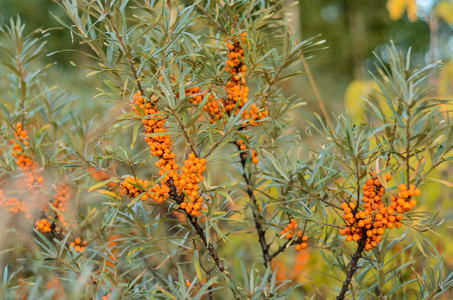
top-left (337, 235), bottom-right (367, 300)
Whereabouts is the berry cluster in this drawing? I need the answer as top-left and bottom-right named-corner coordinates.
top-left (35, 218), bottom-right (52, 233)
top-left (10, 123), bottom-right (45, 188)
top-left (0, 190), bottom-right (31, 218)
top-left (236, 137), bottom-right (259, 164)
top-left (34, 184), bottom-right (73, 234)
top-left (226, 33), bottom-right (267, 161)
top-left (70, 237), bottom-right (88, 252)
top-left (225, 32), bottom-right (249, 115)
top-left (0, 123), bottom-right (48, 220)
top-left (181, 81), bottom-right (223, 123)
top-left (202, 95), bottom-right (223, 123)
top-left (390, 184), bottom-right (419, 213)
top-left (123, 92), bottom-right (208, 215)
top-left (130, 91), bottom-right (179, 202)
top-left (178, 153), bottom-right (206, 216)
top-left (183, 32), bottom-right (267, 163)
top-left (281, 219), bottom-right (308, 251)
top-left (225, 32), bottom-right (268, 126)
top-left (243, 103), bottom-right (269, 127)
top-left (121, 31), bottom-right (270, 216)
top-left (339, 171), bottom-right (420, 251)
top-left (53, 184), bottom-right (71, 228)
top-left (186, 86), bottom-right (204, 105)
top-left (120, 176), bottom-right (153, 201)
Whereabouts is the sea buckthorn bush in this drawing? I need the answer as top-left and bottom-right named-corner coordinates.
top-left (0, 1), bottom-right (453, 299)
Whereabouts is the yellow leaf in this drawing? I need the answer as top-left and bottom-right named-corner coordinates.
top-left (436, 1), bottom-right (453, 26)
top-left (407, 0), bottom-right (418, 22)
top-left (436, 60), bottom-right (453, 117)
top-left (95, 189), bottom-right (118, 198)
top-left (387, 0), bottom-right (407, 20)
top-left (427, 177), bottom-right (453, 188)
top-left (344, 80), bottom-right (377, 124)
top-left (437, 61), bottom-right (453, 96)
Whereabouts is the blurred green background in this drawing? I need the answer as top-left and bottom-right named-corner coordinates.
top-left (1, 0), bottom-right (451, 118)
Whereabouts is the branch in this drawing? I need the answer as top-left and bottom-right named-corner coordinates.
top-left (406, 105), bottom-right (411, 187)
top-left (239, 147), bottom-right (271, 268)
top-left (336, 235), bottom-right (367, 300)
top-left (107, 16), bottom-right (144, 95)
top-left (168, 107), bottom-right (197, 155)
top-left (301, 53), bottom-right (331, 123)
top-left (168, 180), bottom-right (239, 299)
top-left (269, 238), bottom-right (297, 260)
top-left (203, 126), bottom-right (235, 158)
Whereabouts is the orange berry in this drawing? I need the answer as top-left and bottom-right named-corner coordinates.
top-left (403, 203), bottom-right (412, 212)
top-left (400, 191), bottom-right (409, 198)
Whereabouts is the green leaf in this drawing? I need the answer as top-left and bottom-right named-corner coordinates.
top-left (130, 121), bottom-right (141, 149)
top-left (193, 250), bottom-right (204, 282)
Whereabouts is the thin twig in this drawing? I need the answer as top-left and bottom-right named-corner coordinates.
top-left (203, 126), bottom-right (235, 158)
top-left (301, 53), bottom-right (331, 123)
top-left (196, 4), bottom-right (227, 34)
top-left (168, 108), bottom-right (197, 155)
top-left (107, 16), bottom-right (144, 95)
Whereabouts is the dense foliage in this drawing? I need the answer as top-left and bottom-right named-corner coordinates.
top-left (0, 1), bottom-right (453, 299)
